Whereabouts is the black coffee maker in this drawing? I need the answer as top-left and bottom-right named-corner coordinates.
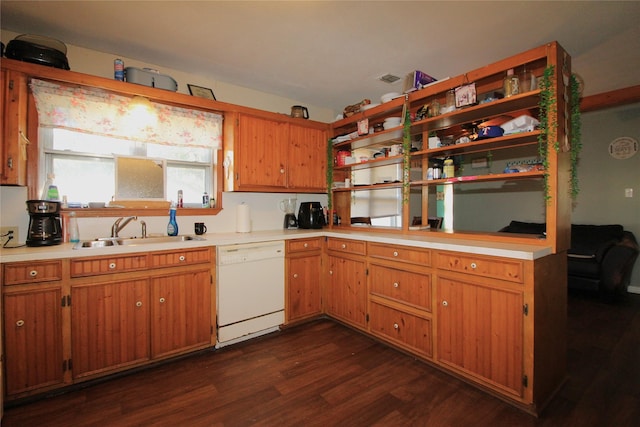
top-left (297, 202), bottom-right (325, 229)
top-left (26, 200), bottom-right (63, 247)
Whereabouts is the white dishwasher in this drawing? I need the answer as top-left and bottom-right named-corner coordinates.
top-left (216, 241), bottom-right (285, 347)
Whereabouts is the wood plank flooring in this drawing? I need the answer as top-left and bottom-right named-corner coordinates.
top-left (3, 291), bottom-right (640, 427)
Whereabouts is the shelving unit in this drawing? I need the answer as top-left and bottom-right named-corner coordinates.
top-left (329, 41), bottom-right (571, 254)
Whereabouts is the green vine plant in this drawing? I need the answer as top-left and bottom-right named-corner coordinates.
top-left (402, 107), bottom-right (412, 204)
top-left (537, 65), bottom-right (582, 201)
top-left (326, 137), bottom-right (334, 211)
top-left (538, 65), bottom-right (557, 201)
top-left (569, 73), bottom-right (582, 200)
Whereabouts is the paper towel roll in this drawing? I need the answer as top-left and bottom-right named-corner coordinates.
top-left (236, 203), bottom-right (251, 233)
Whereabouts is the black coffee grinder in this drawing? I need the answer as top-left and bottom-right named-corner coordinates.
top-left (26, 200), bottom-right (63, 247)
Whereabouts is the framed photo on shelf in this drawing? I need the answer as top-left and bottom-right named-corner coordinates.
top-left (454, 83), bottom-right (476, 108)
top-left (187, 84), bottom-right (216, 101)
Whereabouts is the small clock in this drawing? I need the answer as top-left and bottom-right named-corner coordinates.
top-left (609, 137), bottom-right (638, 159)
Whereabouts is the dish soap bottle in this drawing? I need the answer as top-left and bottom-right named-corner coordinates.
top-left (167, 206), bottom-right (179, 236)
top-left (69, 211), bottom-right (80, 243)
top-left (42, 173), bottom-right (60, 201)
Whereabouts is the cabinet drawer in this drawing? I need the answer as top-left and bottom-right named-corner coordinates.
top-left (369, 301), bottom-right (432, 358)
top-left (327, 238), bottom-right (366, 255)
top-left (369, 264), bottom-right (431, 311)
top-left (71, 254), bottom-right (149, 277)
top-left (368, 243), bottom-right (431, 266)
top-left (3, 260), bottom-right (63, 285)
top-left (436, 252), bottom-right (524, 284)
top-left (150, 248), bottom-right (212, 268)
top-left (287, 237), bottom-right (322, 253)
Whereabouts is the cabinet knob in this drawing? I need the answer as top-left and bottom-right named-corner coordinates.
top-left (136, 301), bottom-right (142, 307)
top-left (442, 300), bottom-right (448, 306)
top-left (329, 270), bottom-right (333, 275)
top-left (293, 273), bottom-right (298, 278)
top-left (109, 262), bottom-right (117, 270)
top-left (159, 297), bottom-right (166, 303)
top-left (393, 323), bottom-right (399, 330)
top-left (341, 244), bottom-right (346, 249)
top-left (29, 270), bottom-right (38, 277)
top-left (179, 255), bottom-right (186, 262)
top-left (16, 319), bottom-right (25, 327)
top-left (303, 243), bottom-right (308, 248)
top-left (280, 168), bottom-right (285, 174)
top-left (470, 262), bottom-right (477, 269)
top-left (393, 251), bottom-right (399, 257)
top-left (393, 282), bottom-right (399, 288)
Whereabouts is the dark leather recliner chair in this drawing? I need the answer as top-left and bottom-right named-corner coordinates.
top-left (500, 221), bottom-right (639, 295)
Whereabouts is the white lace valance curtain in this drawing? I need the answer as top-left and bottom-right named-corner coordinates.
top-left (30, 79), bottom-right (222, 149)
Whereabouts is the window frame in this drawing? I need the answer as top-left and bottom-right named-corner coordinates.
top-left (26, 85), bottom-right (224, 218)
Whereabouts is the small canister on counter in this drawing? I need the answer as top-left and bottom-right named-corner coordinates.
top-left (202, 192), bottom-right (210, 208)
top-left (114, 59), bottom-right (124, 81)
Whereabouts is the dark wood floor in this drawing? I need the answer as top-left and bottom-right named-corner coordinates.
top-left (3, 291), bottom-right (640, 427)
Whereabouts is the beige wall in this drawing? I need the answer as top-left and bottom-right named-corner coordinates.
top-left (1, 30), bottom-right (336, 122)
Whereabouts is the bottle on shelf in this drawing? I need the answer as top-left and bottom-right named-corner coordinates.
top-left (68, 211), bottom-right (80, 243)
top-left (503, 69), bottom-right (520, 97)
top-left (167, 206), bottom-right (179, 236)
top-left (443, 159), bottom-right (455, 178)
top-left (520, 67), bottom-right (534, 93)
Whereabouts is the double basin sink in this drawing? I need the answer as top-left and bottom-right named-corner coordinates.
top-left (74, 235), bottom-right (205, 249)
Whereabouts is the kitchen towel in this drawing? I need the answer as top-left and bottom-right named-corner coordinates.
top-left (236, 203), bottom-right (251, 233)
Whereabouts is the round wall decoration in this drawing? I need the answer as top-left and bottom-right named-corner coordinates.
top-left (609, 137), bottom-right (638, 159)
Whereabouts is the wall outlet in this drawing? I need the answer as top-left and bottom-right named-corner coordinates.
top-left (1, 226), bottom-right (19, 246)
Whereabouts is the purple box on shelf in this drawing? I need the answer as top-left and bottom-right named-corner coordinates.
top-left (403, 70), bottom-right (438, 93)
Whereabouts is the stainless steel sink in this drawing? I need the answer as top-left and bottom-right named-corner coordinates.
top-left (73, 235), bottom-right (205, 249)
top-left (74, 239), bottom-right (120, 249)
top-left (118, 235), bottom-right (205, 245)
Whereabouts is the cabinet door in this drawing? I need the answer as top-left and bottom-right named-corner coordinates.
top-left (288, 124), bottom-right (327, 191)
top-left (287, 253), bottom-right (322, 322)
top-left (437, 277), bottom-right (524, 397)
top-left (3, 288), bottom-right (64, 395)
top-left (1, 69), bottom-right (28, 185)
top-left (326, 255), bottom-right (367, 328)
top-left (150, 269), bottom-right (212, 358)
top-left (236, 114), bottom-right (288, 190)
top-left (71, 279), bottom-right (149, 378)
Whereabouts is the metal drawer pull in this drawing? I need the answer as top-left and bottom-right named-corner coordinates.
top-left (470, 262), bottom-right (477, 269)
top-left (159, 297), bottom-right (165, 303)
top-left (29, 270), bottom-right (38, 277)
top-left (393, 251), bottom-right (398, 257)
top-left (109, 262), bottom-right (117, 270)
top-left (179, 255), bottom-right (186, 262)
top-left (136, 301), bottom-right (143, 307)
top-left (393, 282), bottom-right (399, 288)
top-left (442, 300), bottom-right (448, 306)
top-left (393, 323), bottom-right (399, 330)
top-left (329, 270), bottom-right (333, 275)
top-left (303, 243), bottom-right (308, 248)
top-left (16, 320), bottom-right (25, 327)
top-left (293, 273), bottom-right (298, 278)
top-left (341, 244), bottom-right (346, 249)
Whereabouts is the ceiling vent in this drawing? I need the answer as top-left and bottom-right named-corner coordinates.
top-left (378, 73), bottom-right (401, 84)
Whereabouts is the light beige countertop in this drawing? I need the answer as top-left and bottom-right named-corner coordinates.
top-left (0, 229), bottom-right (552, 263)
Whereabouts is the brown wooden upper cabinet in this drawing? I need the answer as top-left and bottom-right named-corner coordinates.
top-left (231, 113), bottom-right (328, 193)
top-left (1, 69), bottom-right (29, 186)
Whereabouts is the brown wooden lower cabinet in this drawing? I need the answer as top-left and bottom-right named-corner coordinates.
top-left (286, 238), bottom-right (323, 323)
top-left (3, 286), bottom-right (65, 396)
top-left (150, 269), bottom-right (212, 358)
top-left (2, 247), bottom-right (215, 401)
top-left (325, 252), bottom-right (367, 329)
top-left (436, 275), bottom-right (524, 398)
top-left (71, 278), bottom-right (150, 378)
top-left (368, 300), bottom-right (432, 358)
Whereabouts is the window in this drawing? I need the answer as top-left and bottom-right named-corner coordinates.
top-left (30, 79), bottom-right (222, 209)
top-left (39, 129), bottom-right (214, 207)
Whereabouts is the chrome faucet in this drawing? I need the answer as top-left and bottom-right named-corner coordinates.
top-left (111, 216), bottom-right (138, 238)
top-left (140, 220), bottom-right (147, 239)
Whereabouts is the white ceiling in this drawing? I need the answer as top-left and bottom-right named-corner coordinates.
top-left (2, 1), bottom-right (639, 113)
